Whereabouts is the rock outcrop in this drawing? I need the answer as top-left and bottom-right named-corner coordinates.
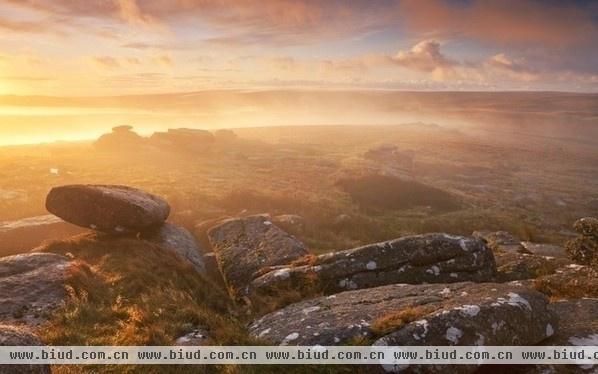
top-left (208, 215), bottom-right (309, 297)
top-left (532, 299), bottom-right (598, 373)
top-left (0, 215), bottom-right (85, 257)
top-left (213, 129), bottom-right (238, 142)
top-left (249, 282), bottom-right (555, 351)
top-left (142, 223), bottom-right (205, 275)
top-left (94, 125), bottom-right (146, 151)
top-left (473, 230), bottom-right (527, 253)
top-left (46, 185), bottom-right (170, 234)
top-left (0, 253), bottom-right (72, 325)
top-left (251, 234), bottom-right (496, 296)
top-left (0, 325), bottom-right (51, 374)
top-left (150, 128), bottom-right (214, 151)
top-left (566, 217), bottom-right (598, 265)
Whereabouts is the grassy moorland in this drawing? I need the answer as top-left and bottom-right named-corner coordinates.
top-left (1, 123), bottom-right (596, 254)
top-left (0, 123), bottom-right (596, 373)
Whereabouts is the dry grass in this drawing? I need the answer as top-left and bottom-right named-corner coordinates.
top-left (249, 271), bottom-right (323, 316)
top-left (34, 232), bottom-right (262, 374)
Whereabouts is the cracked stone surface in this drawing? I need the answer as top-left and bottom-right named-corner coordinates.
top-left (46, 184), bottom-right (170, 234)
top-left (0, 253), bottom-right (72, 326)
top-left (251, 233), bottom-right (496, 295)
top-left (249, 282), bottom-right (555, 353)
top-left (208, 215), bottom-right (309, 297)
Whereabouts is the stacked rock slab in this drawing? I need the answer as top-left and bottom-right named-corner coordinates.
top-left (208, 215), bottom-right (309, 298)
top-left (0, 253), bottom-right (72, 325)
top-left (46, 185), bottom-right (170, 234)
top-left (251, 233), bottom-right (496, 295)
top-left (249, 282), bottom-right (555, 348)
top-left (45, 184), bottom-right (206, 275)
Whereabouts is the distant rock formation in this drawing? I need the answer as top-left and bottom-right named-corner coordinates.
top-left (213, 129), bottom-right (238, 142)
top-left (150, 128), bottom-right (214, 151)
top-left (94, 125), bottom-right (146, 151)
top-left (46, 185), bottom-right (170, 234)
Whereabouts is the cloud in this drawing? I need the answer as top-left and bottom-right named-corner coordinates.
top-left (389, 40), bottom-right (457, 79)
top-left (0, 75), bottom-right (52, 81)
top-left (153, 55), bottom-right (172, 67)
top-left (90, 56), bottom-right (122, 69)
top-left (399, 0), bottom-right (596, 45)
top-left (484, 53), bottom-right (538, 82)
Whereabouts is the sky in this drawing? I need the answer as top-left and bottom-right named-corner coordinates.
top-left (1, 0), bottom-right (597, 96)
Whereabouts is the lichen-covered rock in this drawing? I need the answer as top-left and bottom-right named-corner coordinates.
top-left (520, 242), bottom-right (567, 258)
top-left (0, 325), bottom-right (51, 374)
top-left (0, 215), bottom-right (85, 257)
top-left (533, 264), bottom-right (598, 299)
top-left (142, 223), bottom-right (205, 275)
top-left (249, 282), bottom-right (555, 352)
top-left (530, 299), bottom-right (598, 373)
top-left (208, 215), bottom-right (309, 297)
top-left (251, 234), bottom-right (496, 296)
top-left (46, 185), bottom-right (170, 234)
top-left (473, 230), bottom-right (527, 253)
top-left (494, 252), bottom-right (572, 282)
top-left (0, 253), bottom-right (71, 325)
top-left (573, 217), bottom-right (598, 238)
top-left (566, 237), bottom-right (597, 266)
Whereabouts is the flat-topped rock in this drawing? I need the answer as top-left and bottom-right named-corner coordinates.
top-left (0, 253), bottom-right (72, 325)
top-left (251, 234), bottom-right (496, 296)
top-left (0, 214), bottom-right (85, 257)
top-left (208, 215), bottom-right (309, 298)
top-left (0, 325), bottom-right (50, 374)
top-left (142, 223), bottom-right (206, 275)
top-left (46, 184), bottom-right (170, 234)
top-left (249, 282), bottom-right (555, 351)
